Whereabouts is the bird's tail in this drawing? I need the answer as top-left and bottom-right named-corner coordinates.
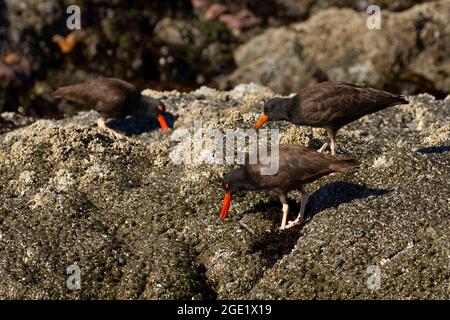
top-left (329, 158), bottom-right (360, 172)
top-left (52, 84), bottom-right (85, 104)
top-left (390, 95), bottom-right (409, 106)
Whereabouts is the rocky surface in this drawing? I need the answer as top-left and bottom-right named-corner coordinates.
top-left (0, 84), bottom-right (449, 299)
top-left (224, 0), bottom-right (450, 97)
top-left (275, 0), bottom-right (436, 18)
top-left (1, 1), bottom-right (449, 120)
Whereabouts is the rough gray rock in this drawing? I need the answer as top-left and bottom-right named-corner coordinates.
top-left (224, 1), bottom-right (450, 96)
top-left (0, 84), bottom-right (449, 299)
top-left (275, 0), bottom-right (436, 18)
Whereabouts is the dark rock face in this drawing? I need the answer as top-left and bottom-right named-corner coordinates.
top-left (0, 85), bottom-right (448, 299)
top-left (0, 112), bottom-right (34, 135)
top-left (224, 1), bottom-right (450, 97)
top-left (275, 0), bottom-right (436, 18)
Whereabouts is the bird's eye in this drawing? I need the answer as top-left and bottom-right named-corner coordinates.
top-left (157, 104), bottom-right (164, 112)
top-left (224, 183), bottom-right (230, 190)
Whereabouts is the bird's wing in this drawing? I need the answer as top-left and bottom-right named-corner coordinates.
top-left (53, 78), bottom-right (138, 116)
top-left (84, 78), bottom-right (135, 106)
top-left (299, 82), bottom-right (402, 126)
top-left (53, 82), bottom-right (90, 105)
top-left (280, 145), bottom-right (337, 180)
top-left (245, 145), bottom-right (336, 188)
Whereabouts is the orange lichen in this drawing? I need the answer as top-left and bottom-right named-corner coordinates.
top-left (52, 33), bottom-right (76, 54)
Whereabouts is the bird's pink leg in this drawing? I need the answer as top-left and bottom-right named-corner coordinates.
top-left (285, 190), bottom-right (309, 229)
top-left (327, 128), bottom-right (337, 156)
top-left (97, 118), bottom-right (128, 139)
top-left (279, 193), bottom-right (289, 230)
top-left (317, 142), bottom-right (328, 153)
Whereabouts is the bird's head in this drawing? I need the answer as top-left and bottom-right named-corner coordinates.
top-left (219, 168), bottom-right (248, 220)
top-left (141, 96), bottom-right (169, 133)
top-left (255, 97), bottom-right (292, 129)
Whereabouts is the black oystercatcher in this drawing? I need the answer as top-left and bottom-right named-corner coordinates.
top-left (255, 81), bottom-right (408, 155)
top-left (219, 144), bottom-right (359, 229)
top-left (53, 78), bottom-right (168, 138)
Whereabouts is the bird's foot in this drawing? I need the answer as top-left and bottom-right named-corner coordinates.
top-left (317, 142), bottom-right (328, 153)
top-left (104, 128), bottom-right (131, 141)
top-left (113, 132), bottom-right (132, 140)
top-left (284, 218), bottom-right (305, 229)
top-left (97, 118), bottom-right (132, 141)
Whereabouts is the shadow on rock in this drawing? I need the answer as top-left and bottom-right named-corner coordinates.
top-left (107, 113), bottom-right (176, 136)
top-left (308, 137), bottom-right (327, 150)
top-left (307, 181), bottom-right (390, 219)
top-left (193, 263), bottom-right (218, 300)
top-left (249, 227), bottom-right (303, 268)
top-left (248, 197), bottom-right (301, 227)
top-left (244, 182), bottom-right (389, 226)
top-left (247, 181), bottom-right (389, 267)
top-left (417, 145), bottom-right (450, 154)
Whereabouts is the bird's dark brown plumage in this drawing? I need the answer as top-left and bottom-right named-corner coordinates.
top-left (53, 78), bottom-right (144, 118)
top-left (220, 144), bottom-right (359, 229)
top-left (53, 77), bottom-right (168, 137)
top-left (256, 81), bottom-right (409, 155)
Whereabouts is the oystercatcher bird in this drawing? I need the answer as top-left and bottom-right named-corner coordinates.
top-left (53, 78), bottom-right (168, 138)
top-left (219, 144), bottom-right (359, 229)
top-left (255, 81), bottom-right (408, 155)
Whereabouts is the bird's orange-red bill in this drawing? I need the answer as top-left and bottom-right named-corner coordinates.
top-left (157, 114), bottom-right (168, 133)
top-left (255, 114), bottom-right (269, 129)
top-left (220, 192), bottom-right (232, 220)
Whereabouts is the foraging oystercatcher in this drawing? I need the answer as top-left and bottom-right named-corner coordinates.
top-left (255, 81), bottom-right (408, 155)
top-left (53, 78), bottom-right (168, 138)
top-left (220, 144), bottom-right (359, 229)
